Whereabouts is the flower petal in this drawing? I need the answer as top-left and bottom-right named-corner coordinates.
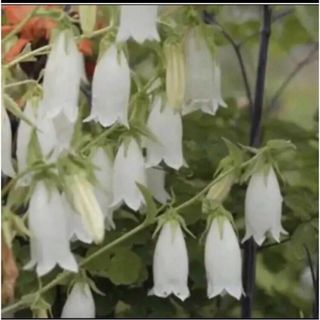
top-left (117, 5), bottom-right (159, 43)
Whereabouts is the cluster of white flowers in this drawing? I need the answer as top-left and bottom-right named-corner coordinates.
top-left (1, 5), bottom-right (288, 317)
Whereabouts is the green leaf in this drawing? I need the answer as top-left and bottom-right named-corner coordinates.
top-left (136, 183), bottom-right (158, 223)
top-left (104, 248), bottom-right (143, 285)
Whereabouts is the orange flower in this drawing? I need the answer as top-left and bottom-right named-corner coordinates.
top-left (2, 5), bottom-right (59, 62)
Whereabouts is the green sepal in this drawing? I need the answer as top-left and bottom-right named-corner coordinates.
top-left (136, 182), bottom-right (158, 224)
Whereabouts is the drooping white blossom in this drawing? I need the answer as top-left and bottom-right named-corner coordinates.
top-left (16, 101), bottom-right (37, 186)
top-left (149, 220), bottom-right (190, 301)
top-left (243, 166), bottom-right (287, 245)
top-left (112, 138), bottom-right (146, 211)
top-left (146, 97), bottom-right (185, 170)
top-left (1, 104), bottom-right (15, 177)
top-left (36, 101), bottom-right (58, 161)
top-left (205, 216), bottom-right (242, 300)
top-left (61, 282), bottom-right (95, 318)
top-left (184, 28), bottom-right (227, 115)
top-left (117, 5), bottom-right (160, 43)
top-left (62, 193), bottom-right (92, 244)
top-left (85, 45), bottom-right (130, 127)
top-left (67, 174), bottom-right (105, 244)
top-left (25, 182), bottom-right (78, 276)
top-left (41, 30), bottom-right (83, 123)
top-left (52, 112), bottom-right (75, 153)
top-left (91, 147), bottom-right (115, 230)
top-left (146, 167), bottom-right (170, 204)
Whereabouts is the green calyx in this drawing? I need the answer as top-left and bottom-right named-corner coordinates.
top-left (152, 209), bottom-right (195, 239)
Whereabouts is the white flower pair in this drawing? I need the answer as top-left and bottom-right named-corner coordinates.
top-left (149, 215), bottom-right (242, 301)
top-left (85, 5), bottom-right (159, 128)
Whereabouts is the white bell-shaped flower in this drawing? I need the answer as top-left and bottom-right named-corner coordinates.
top-left (62, 193), bottom-right (92, 244)
top-left (52, 112), bottom-right (75, 153)
top-left (41, 30), bottom-right (83, 123)
top-left (117, 5), bottom-right (160, 43)
top-left (85, 45), bottom-right (130, 127)
top-left (205, 216), bottom-right (242, 300)
top-left (25, 182), bottom-right (78, 276)
top-left (61, 282), bottom-right (95, 318)
top-left (149, 220), bottom-right (190, 301)
top-left (184, 28), bottom-right (227, 116)
top-left (243, 166), bottom-right (287, 245)
top-left (1, 105), bottom-right (15, 177)
top-left (36, 102), bottom-right (58, 161)
top-left (146, 97), bottom-right (185, 170)
top-left (146, 167), bottom-right (170, 204)
top-left (16, 101), bottom-right (37, 186)
top-left (112, 138), bottom-right (146, 211)
top-left (91, 147), bottom-right (115, 230)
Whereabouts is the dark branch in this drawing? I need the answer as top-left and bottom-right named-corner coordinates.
top-left (267, 43), bottom-right (318, 113)
top-left (242, 6), bottom-right (272, 318)
top-left (303, 244), bottom-right (318, 318)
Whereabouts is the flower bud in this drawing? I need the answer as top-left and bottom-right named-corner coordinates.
top-left (67, 174), bottom-right (105, 244)
top-left (79, 5), bottom-right (97, 34)
top-left (165, 42), bottom-right (185, 111)
top-left (206, 172), bottom-right (235, 204)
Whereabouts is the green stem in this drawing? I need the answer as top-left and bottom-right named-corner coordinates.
top-left (79, 124), bottom-right (119, 153)
top-left (4, 79), bottom-right (39, 89)
top-left (80, 222), bottom-right (149, 266)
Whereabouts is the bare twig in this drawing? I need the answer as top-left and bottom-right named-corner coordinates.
top-left (267, 43), bottom-right (318, 113)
